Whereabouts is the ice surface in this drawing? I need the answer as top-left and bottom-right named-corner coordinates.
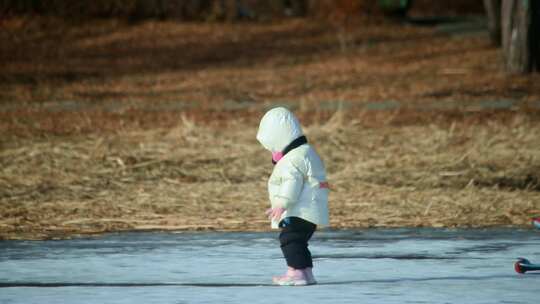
top-left (0, 228), bottom-right (539, 304)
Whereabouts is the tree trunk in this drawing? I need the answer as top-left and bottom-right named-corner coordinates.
top-left (132, 0), bottom-right (166, 19)
top-left (288, 0), bottom-right (308, 17)
top-left (531, 0), bottom-right (540, 71)
top-left (502, 0), bottom-right (540, 73)
top-left (484, 0), bottom-right (502, 45)
top-left (208, 0), bottom-right (238, 21)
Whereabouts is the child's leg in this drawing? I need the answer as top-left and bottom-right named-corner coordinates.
top-left (272, 217), bottom-right (317, 285)
top-left (279, 217), bottom-right (317, 270)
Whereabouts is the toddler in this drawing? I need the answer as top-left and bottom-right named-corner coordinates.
top-left (256, 107), bottom-right (329, 286)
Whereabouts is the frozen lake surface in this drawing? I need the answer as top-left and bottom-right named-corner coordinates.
top-left (1, 228), bottom-right (539, 304)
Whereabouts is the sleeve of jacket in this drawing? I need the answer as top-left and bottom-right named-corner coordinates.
top-left (275, 161), bottom-right (304, 209)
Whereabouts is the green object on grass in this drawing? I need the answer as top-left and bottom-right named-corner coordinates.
top-left (378, 0), bottom-right (410, 11)
top-left (522, 0), bottom-right (529, 10)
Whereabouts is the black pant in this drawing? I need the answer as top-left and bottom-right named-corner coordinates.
top-left (279, 217), bottom-right (317, 269)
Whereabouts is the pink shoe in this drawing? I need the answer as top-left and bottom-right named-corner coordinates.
top-left (303, 267), bottom-right (317, 285)
top-left (272, 268), bottom-right (308, 286)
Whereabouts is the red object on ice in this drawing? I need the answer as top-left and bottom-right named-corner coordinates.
top-left (514, 258), bottom-right (540, 274)
top-left (532, 217), bottom-right (540, 229)
top-left (515, 261), bottom-right (525, 274)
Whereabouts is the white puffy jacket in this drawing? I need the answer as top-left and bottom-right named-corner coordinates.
top-left (256, 107), bottom-right (329, 229)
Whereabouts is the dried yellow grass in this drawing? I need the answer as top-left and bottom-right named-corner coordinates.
top-left (1, 111), bottom-right (539, 240)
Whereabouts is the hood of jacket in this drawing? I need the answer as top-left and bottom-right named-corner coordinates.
top-left (256, 107), bottom-right (304, 152)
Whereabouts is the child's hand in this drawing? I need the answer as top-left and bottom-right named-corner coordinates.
top-left (265, 207), bottom-right (286, 221)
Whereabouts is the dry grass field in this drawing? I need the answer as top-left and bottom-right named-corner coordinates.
top-left (1, 17), bottom-right (540, 239)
